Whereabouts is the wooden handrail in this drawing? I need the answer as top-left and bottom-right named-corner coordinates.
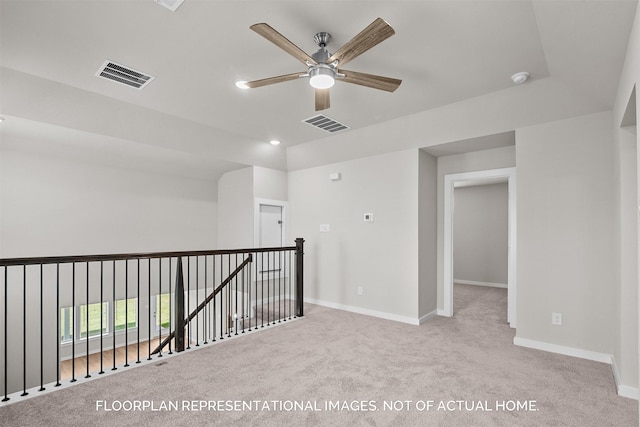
top-left (0, 246), bottom-right (293, 267)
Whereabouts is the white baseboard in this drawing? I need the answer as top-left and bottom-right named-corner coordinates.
top-left (437, 309), bottom-right (449, 317)
top-left (611, 356), bottom-right (640, 400)
top-left (454, 280), bottom-right (507, 289)
top-left (419, 310), bottom-right (437, 325)
top-left (513, 336), bottom-right (612, 364)
top-left (304, 297), bottom-right (424, 325)
top-left (514, 336), bottom-right (640, 401)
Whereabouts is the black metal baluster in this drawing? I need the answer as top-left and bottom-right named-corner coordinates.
top-left (85, 262), bottom-right (91, 378)
top-left (241, 256), bottom-right (246, 333)
top-left (124, 260), bottom-right (129, 368)
top-left (288, 250), bottom-right (292, 320)
top-left (158, 258), bottom-right (163, 357)
top-left (220, 255), bottom-right (224, 340)
top-left (39, 264), bottom-right (45, 391)
top-left (254, 252), bottom-right (258, 330)
top-left (148, 258), bottom-right (152, 361)
top-left (278, 251), bottom-right (282, 323)
top-left (212, 255), bottom-right (216, 342)
top-left (261, 252), bottom-right (264, 328)
top-left (56, 263), bottom-right (61, 387)
top-left (248, 253), bottom-right (254, 332)
top-left (99, 261), bottom-right (104, 374)
top-left (234, 253), bottom-right (238, 336)
top-left (195, 256), bottom-right (199, 347)
top-left (203, 256), bottom-right (208, 344)
top-left (186, 256), bottom-right (191, 350)
top-left (227, 255), bottom-right (231, 338)
top-left (71, 262), bottom-right (76, 383)
top-left (2, 267), bottom-right (7, 401)
top-left (168, 258), bottom-right (172, 355)
top-left (136, 259), bottom-right (140, 364)
top-left (112, 261), bottom-right (117, 371)
top-left (21, 265), bottom-right (27, 396)
top-left (267, 251), bottom-right (270, 326)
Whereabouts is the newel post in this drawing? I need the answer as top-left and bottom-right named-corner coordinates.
top-left (175, 257), bottom-right (185, 352)
top-left (295, 238), bottom-right (305, 317)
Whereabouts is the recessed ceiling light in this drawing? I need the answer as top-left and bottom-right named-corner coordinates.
top-left (0, 117), bottom-right (5, 123)
top-left (235, 81), bottom-right (249, 89)
top-left (511, 72), bottom-right (530, 85)
top-left (269, 140), bottom-right (281, 146)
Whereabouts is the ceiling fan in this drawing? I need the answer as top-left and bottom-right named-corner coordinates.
top-left (238, 18), bottom-right (402, 111)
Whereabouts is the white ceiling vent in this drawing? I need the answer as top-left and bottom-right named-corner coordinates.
top-left (302, 114), bottom-right (350, 133)
top-left (96, 60), bottom-right (155, 90)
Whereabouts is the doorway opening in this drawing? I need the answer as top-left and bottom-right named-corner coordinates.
top-left (443, 167), bottom-right (517, 328)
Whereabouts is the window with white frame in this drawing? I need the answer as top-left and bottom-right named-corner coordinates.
top-left (60, 298), bottom-right (137, 343)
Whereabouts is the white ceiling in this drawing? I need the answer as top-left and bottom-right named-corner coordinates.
top-left (0, 0), bottom-right (637, 181)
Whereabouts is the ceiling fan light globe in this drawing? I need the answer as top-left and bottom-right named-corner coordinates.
top-left (309, 74), bottom-right (335, 89)
top-left (309, 65), bottom-right (336, 89)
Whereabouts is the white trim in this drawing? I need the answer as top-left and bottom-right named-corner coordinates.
top-left (611, 356), bottom-right (640, 400)
top-left (254, 198), bottom-right (288, 247)
top-left (513, 336), bottom-right (612, 364)
top-left (419, 310), bottom-right (438, 324)
top-left (443, 167), bottom-right (517, 328)
top-left (304, 297), bottom-right (425, 326)
top-left (454, 280), bottom-right (508, 289)
top-left (253, 198), bottom-right (289, 281)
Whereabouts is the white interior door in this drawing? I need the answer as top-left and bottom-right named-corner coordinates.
top-left (258, 204), bottom-right (283, 277)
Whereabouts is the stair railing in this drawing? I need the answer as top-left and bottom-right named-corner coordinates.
top-left (0, 238), bottom-right (304, 403)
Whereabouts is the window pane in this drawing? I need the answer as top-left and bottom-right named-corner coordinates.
top-left (114, 298), bottom-right (137, 331)
top-left (156, 293), bottom-right (171, 329)
top-left (79, 302), bottom-right (108, 339)
top-left (60, 307), bottom-right (73, 342)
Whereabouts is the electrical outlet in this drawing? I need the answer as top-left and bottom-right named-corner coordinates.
top-left (552, 312), bottom-right (562, 326)
top-left (357, 286), bottom-right (363, 296)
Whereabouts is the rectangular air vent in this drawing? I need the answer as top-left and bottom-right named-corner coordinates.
top-left (302, 114), bottom-right (350, 133)
top-left (96, 60), bottom-right (155, 90)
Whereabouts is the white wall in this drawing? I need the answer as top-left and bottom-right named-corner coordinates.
top-left (289, 149), bottom-right (421, 322)
top-left (453, 183), bottom-right (508, 285)
top-left (612, 0), bottom-right (640, 399)
top-left (217, 167), bottom-right (254, 249)
top-left (419, 151), bottom-right (438, 319)
top-left (515, 111), bottom-right (616, 355)
top-left (0, 144), bottom-right (218, 257)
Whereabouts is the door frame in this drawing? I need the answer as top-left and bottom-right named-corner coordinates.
top-left (443, 167), bottom-right (517, 327)
top-left (253, 198), bottom-right (289, 280)
top-left (253, 198), bottom-right (288, 248)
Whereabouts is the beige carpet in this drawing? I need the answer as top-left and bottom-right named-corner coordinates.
top-left (0, 284), bottom-right (637, 426)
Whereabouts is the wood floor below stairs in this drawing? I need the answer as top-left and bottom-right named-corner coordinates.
top-left (59, 336), bottom-right (180, 381)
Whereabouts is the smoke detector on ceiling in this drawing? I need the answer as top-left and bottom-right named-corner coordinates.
top-left (154, 0), bottom-right (184, 12)
top-left (511, 72), bottom-right (530, 85)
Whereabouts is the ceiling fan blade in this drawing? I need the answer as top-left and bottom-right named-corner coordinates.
top-left (315, 89), bottom-right (330, 111)
top-left (250, 23), bottom-right (317, 66)
top-left (339, 69), bottom-right (402, 92)
top-left (244, 72), bottom-right (303, 89)
top-left (327, 18), bottom-right (395, 67)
